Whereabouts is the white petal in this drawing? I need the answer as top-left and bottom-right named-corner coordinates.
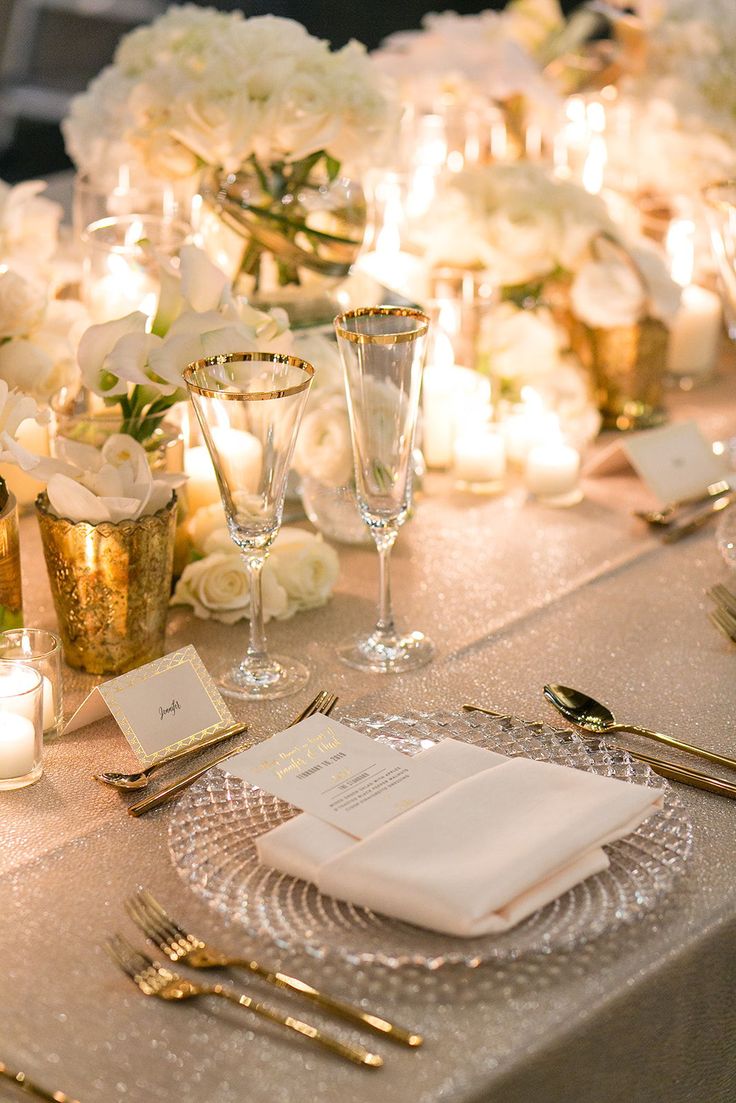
top-left (46, 474), bottom-right (112, 524)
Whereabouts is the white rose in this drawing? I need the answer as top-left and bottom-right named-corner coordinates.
top-left (188, 502), bottom-right (230, 556)
top-left (292, 398), bottom-right (354, 487)
top-left (0, 271), bottom-right (46, 337)
top-left (571, 260), bottom-right (647, 328)
top-left (171, 551), bottom-right (288, 624)
top-left (270, 527), bottom-right (339, 614)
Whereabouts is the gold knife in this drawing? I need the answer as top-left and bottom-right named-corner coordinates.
top-left (128, 738), bottom-right (253, 817)
top-left (662, 492), bottom-right (734, 543)
top-left (462, 704), bottom-right (736, 801)
top-left (0, 1060), bottom-right (81, 1103)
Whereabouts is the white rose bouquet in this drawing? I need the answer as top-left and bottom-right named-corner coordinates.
top-left (173, 502), bottom-right (339, 624)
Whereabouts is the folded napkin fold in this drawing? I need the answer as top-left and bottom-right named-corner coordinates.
top-left (256, 738), bottom-right (663, 937)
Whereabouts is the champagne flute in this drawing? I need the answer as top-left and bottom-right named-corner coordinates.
top-left (703, 179), bottom-right (736, 341)
top-left (334, 306), bottom-right (434, 673)
top-left (183, 352), bottom-right (313, 700)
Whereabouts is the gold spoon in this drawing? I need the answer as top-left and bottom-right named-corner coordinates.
top-left (543, 684), bottom-right (736, 772)
top-left (93, 723), bottom-right (248, 790)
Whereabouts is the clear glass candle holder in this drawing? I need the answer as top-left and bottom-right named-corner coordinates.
top-left (0, 629), bottom-right (63, 739)
top-left (0, 663), bottom-right (43, 790)
top-left (81, 214), bottom-right (190, 324)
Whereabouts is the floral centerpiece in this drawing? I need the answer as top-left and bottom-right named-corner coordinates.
top-left (419, 162), bottom-right (680, 432)
top-left (63, 6), bottom-right (395, 320)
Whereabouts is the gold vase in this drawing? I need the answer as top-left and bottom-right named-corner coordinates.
top-left (571, 316), bottom-right (669, 431)
top-left (36, 493), bottom-right (177, 675)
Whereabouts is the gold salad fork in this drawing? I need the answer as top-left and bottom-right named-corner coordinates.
top-left (106, 935), bottom-right (382, 1069)
top-left (128, 690), bottom-right (338, 817)
top-left (126, 889), bottom-right (422, 1047)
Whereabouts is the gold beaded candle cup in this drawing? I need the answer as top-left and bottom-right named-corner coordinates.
top-left (35, 493), bottom-right (177, 675)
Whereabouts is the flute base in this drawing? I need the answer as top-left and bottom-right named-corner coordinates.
top-left (337, 629), bottom-right (435, 674)
top-left (218, 654), bottom-right (309, 701)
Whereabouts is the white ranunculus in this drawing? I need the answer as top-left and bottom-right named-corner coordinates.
top-left (292, 398), bottom-right (353, 487)
top-left (0, 270), bottom-right (46, 337)
top-left (270, 527), bottom-right (339, 615)
top-left (171, 551), bottom-right (289, 624)
top-left (292, 332), bottom-right (344, 402)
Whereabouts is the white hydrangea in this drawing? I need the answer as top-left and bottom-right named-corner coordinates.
top-left (63, 6), bottom-right (395, 181)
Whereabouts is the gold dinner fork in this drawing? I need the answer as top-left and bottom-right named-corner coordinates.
top-left (127, 690), bottom-right (339, 817)
top-left (126, 889), bottom-right (422, 1047)
top-left (106, 935), bottom-right (382, 1069)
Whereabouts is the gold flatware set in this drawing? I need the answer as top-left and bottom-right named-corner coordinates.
top-left (106, 887), bottom-right (422, 1070)
top-left (635, 479), bottom-right (734, 541)
top-left (464, 686), bottom-right (736, 801)
top-left (0, 1059), bottom-right (81, 1103)
top-left (707, 583), bottom-right (736, 644)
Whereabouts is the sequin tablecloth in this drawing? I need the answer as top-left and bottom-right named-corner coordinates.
top-left (3, 365), bottom-right (736, 1103)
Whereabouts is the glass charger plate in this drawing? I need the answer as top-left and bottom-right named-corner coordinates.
top-left (168, 710), bottom-right (693, 968)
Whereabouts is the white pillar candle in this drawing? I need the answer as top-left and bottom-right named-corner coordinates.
top-left (525, 441), bottom-right (582, 505)
top-left (502, 407), bottom-right (559, 466)
top-left (0, 712), bottom-right (36, 778)
top-left (422, 364), bottom-right (457, 469)
top-left (667, 285), bottom-right (722, 380)
top-left (0, 664), bottom-right (40, 722)
top-left (183, 446), bottom-right (221, 514)
top-left (87, 269), bottom-right (158, 324)
top-left (454, 430), bottom-right (506, 485)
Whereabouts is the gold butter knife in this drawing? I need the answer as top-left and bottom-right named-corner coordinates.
top-left (94, 722), bottom-right (249, 789)
top-left (128, 738), bottom-right (253, 817)
top-left (0, 1059), bottom-right (81, 1103)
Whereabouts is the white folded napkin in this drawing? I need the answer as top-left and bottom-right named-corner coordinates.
top-left (256, 737), bottom-right (663, 937)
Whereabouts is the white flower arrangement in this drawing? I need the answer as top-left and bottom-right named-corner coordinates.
top-left (63, 5), bottom-right (394, 183)
top-left (76, 244), bottom-right (293, 442)
top-left (420, 162), bottom-right (614, 287)
top-left (373, 3), bottom-right (560, 112)
top-left (173, 502), bottom-right (339, 624)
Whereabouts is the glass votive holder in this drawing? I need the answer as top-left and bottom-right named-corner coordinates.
top-left (0, 663), bottom-right (43, 790)
top-left (81, 214), bottom-right (190, 323)
top-left (453, 427), bottom-right (506, 495)
top-left (0, 629), bottom-right (63, 739)
top-left (73, 169), bottom-right (195, 243)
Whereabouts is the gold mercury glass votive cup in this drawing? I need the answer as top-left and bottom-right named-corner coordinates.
top-left (35, 493), bottom-right (177, 676)
top-left (571, 316), bottom-right (669, 431)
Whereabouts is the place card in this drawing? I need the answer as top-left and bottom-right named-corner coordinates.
top-left (225, 714), bottom-right (449, 839)
top-left (585, 420), bottom-right (730, 503)
top-left (63, 645), bottom-right (235, 765)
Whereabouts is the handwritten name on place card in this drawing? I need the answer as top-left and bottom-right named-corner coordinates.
top-left (225, 714), bottom-right (448, 838)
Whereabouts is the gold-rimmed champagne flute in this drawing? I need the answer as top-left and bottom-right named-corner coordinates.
top-left (333, 306), bottom-right (434, 673)
top-left (183, 352), bottom-right (313, 700)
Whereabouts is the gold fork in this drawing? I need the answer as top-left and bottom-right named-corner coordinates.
top-left (126, 889), bottom-right (422, 1047)
top-left (128, 690), bottom-right (338, 817)
top-left (106, 935), bottom-right (382, 1069)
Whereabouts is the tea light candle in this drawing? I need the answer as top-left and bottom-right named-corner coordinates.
top-left (87, 269), bottom-right (158, 324)
top-left (667, 284), bottom-right (721, 380)
top-left (525, 440), bottom-right (582, 505)
top-left (454, 429), bottom-right (506, 488)
top-left (502, 390), bottom-right (559, 466)
top-left (0, 712), bottom-right (36, 779)
top-left (0, 417), bottom-right (50, 508)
